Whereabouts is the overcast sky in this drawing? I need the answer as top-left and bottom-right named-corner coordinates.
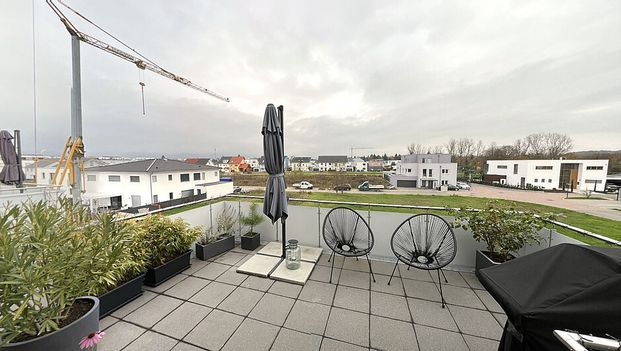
top-left (2, 0), bottom-right (620, 159)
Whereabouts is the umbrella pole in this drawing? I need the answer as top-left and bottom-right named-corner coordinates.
top-left (278, 105), bottom-right (286, 258)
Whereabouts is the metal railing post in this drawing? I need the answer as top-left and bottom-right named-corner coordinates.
top-left (238, 200), bottom-right (242, 238)
top-left (209, 203), bottom-right (213, 236)
top-left (317, 203), bottom-right (321, 247)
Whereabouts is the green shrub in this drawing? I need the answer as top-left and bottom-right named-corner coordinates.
top-left (215, 203), bottom-right (237, 235)
top-left (133, 215), bottom-right (201, 268)
top-left (240, 203), bottom-right (264, 234)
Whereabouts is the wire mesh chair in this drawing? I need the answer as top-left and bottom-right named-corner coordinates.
top-left (388, 213), bottom-right (457, 307)
top-left (322, 207), bottom-right (376, 284)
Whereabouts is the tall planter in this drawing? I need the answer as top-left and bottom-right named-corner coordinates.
top-left (144, 250), bottom-right (192, 287)
top-left (98, 273), bottom-right (146, 318)
top-left (1, 297), bottom-right (99, 351)
top-left (196, 234), bottom-right (235, 260)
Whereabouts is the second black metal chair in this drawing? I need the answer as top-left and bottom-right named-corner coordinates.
top-left (322, 206), bottom-right (376, 284)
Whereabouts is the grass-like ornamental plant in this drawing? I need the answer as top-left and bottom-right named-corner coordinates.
top-left (132, 215), bottom-right (202, 268)
top-left (451, 200), bottom-right (555, 262)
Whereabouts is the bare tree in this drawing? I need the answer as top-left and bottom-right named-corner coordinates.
top-left (474, 140), bottom-right (485, 158)
top-left (456, 138), bottom-right (475, 158)
top-left (407, 143), bottom-right (426, 155)
top-left (545, 133), bottom-right (573, 158)
top-left (445, 138), bottom-right (457, 156)
top-left (525, 133), bottom-right (546, 158)
top-left (512, 139), bottom-right (529, 158)
top-left (431, 145), bottom-right (444, 154)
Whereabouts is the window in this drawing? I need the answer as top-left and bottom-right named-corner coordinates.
top-left (153, 195), bottom-right (158, 203)
top-left (180, 173), bottom-right (190, 182)
top-left (428, 169), bottom-right (433, 177)
top-left (585, 179), bottom-right (603, 184)
top-left (535, 166), bottom-right (553, 170)
top-left (407, 168), bottom-right (412, 173)
top-left (168, 174), bottom-right (173, 181)
top-left (213, 171), bottom-right (218, 177)
top-left (151, 175), bottom-right (157, 182)
top-left (422, 159), bottom-right (426, 163)
top-left (108, 175), bottom-right (121, 182)
top-left (197, 189), bottom-right (202, 195)
top-left (586, 166), bottom-right (604, 170)
top-left (87, 175), bottom-right (96, 181)
top-left (169, 192), bottom-right (173, 199)
top-left (541, 179), bottom-right (545, 183)
top-left (42, 172), bottom-right (45, 179)
top-left (442, 180), bottom-right (448, 185)
top-left (548, 179), bottom-right (552, 183)
top-left (497, 165), bottom-right (507, 169)
top-left (514, 164), bottom-right (519, 174)
top-left (202, 172), bottom-right (205, 180)
top-left (423, 169), bottom-right (427, 177)
top-left (193, 172), bottom-right (201, 181)
top-left (130, 176), bottom-right (140, 182)
top-left (534, 179), bottom-right (538, 182)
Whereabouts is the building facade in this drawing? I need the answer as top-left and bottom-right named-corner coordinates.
top-left (290, 157), bottom-right (313, 172)
top-left (389, 153), bottom-right (457, 188)
top-left (315, 156), bottom-right (348, 172)
top-left (347, 158), bottom-right (368, 172)
top-left (486, 159), bottom-right (609, 191)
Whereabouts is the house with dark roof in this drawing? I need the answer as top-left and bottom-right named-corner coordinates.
top-left (83, 157), bottom-right (233, 210)
top-left (316, 155), bottom-right (348, 171)
top-left (290, 156), bottom-right (313, 172)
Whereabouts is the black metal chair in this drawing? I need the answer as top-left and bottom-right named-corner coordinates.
top-left (388, 213), bottom-right (457, 307)
top-left (322, 207), bottom-right (376, 284)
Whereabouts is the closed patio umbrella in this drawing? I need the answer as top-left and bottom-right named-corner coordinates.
top-left (262, 104), bottom-right (288, 258)
top-left (0, 130), bottom-right (25, 185)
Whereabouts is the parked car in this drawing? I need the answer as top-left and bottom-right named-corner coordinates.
top-left (438, 184), bottom-right (460, 191)
top-left (293, 181), bottom-right (313, 189)
top-left (333, 184), bottom-right (352, 192)
top-left (457, 182), bottom-right (471, 190)
top-left (233, 186), bottom-right (242, 193)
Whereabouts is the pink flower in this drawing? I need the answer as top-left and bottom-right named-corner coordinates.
top-left (79, 331), bottom-right (105, 349)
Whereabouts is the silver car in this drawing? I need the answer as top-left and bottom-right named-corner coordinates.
top-left (457, 182), bottom-right (471, 190)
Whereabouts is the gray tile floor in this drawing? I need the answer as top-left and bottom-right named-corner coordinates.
top-left (98, 245), bottom-right (504, 351)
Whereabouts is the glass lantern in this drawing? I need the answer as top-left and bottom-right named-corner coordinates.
top-left (286, 239), bottom-right (301, 270)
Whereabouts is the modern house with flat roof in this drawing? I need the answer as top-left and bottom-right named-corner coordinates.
top-left (486, 159), bottom-right (609, 191)
top-left (85, 157), bottom-right (233, 210)
top-left (389, 153), bottom-right (457, 188)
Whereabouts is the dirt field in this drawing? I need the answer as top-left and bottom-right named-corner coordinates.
top-left (230, 172), bottom-right (390, 190)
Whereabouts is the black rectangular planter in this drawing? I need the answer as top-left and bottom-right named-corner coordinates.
top-left (144, 250), bottom-right (192, 287)
top-left (196, 235), bottom-right (235, 260)
top-left (241, 232), bottom-right (261, 250)
top-left (98, 272), bottom-right (146, 318)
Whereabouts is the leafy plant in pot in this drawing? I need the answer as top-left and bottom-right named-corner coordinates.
top-left (0, 200), bottom-right (101, 350)
top-left (451, 200), bottom-right (555, 277)
top-left (133, 214), bottom-right (202, 286)
top-left (240, 202), bottom-right (264, 250)
top-left (195, 203), bottom-right (237, 260)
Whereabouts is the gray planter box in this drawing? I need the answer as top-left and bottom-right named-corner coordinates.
top-left (98, 273), bottom-right (145, 318)
top-left (144, 250), bottom-right (191, 287)
top-left (196, 234), bottom-right (235, 260)
top-left (1, 297), bottom-right (99, 351)
top-left (241, 232), bottom-right (260, 250)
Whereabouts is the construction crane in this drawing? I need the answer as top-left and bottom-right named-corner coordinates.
top-left (350, 146), bottom-right (373, 158)
top-left (45, 0), bottom-right (230, 202)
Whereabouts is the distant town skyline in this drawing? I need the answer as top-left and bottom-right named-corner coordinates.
top-left (2, 0), bottom-right (620, 158)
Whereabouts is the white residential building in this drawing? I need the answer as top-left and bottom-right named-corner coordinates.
top-left (290, 157), bottom-right (314, 172)
top-left (390, 154), bottom-right (457, 188)
top-left (315, 156), bottom-right (348, 172)
top-left (486, 159), bottom-right (609, 191)
top-left (347, 158), bottom-right (368, 172)
top-left (84, 157), bottom-right (233, 210)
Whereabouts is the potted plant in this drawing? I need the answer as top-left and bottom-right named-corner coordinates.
top-left (195, 203), bottom-right (237, 260)
top-left (134, 215), bottom-right (202, 286)
top-left (451, 200), bottom-right (554, 277)
top-left (240, 202), bottom-right (264, 250)
top-left (0, 200), bottom-right (101, 351)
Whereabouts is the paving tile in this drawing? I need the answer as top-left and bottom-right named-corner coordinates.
top-left (222, 318), bottom-right (280, 351)
top-left (493, 312), bottom-right (507, 327)
top-left (240, 275), bottom-right (275, 291)
top-left (464, 335), bottom-right (500, 351)
top-left (403, 279), bottom-right (441, 302)
top-left (325, 307), bottom-right (369, 347)
top-left (249, 293), bottom-right (295, 325)
top-left (317, 253), bottom-right (344, 268)
top-left (97, 321), bottom-right (146, 351)
top-left (111, 290), bottom-right (157, 318)
top-left (216, 266), bottom-right (249, 286)
top-left (299, 280), bottom-right (337, 305)
top-left (370, 315), bottom-right (418, 351)
top-left (338, 269), bottom-right (370, 289)
top-left (153, 302), bottom-right (212, 339)
top-left (214, 251), bottom-right (248, 265)
top-left (415, 325), bottom-right (468, 351)
top-left (371, 260), bottom-right (401, 276)
top-left (320, 337), bottom-right (368, 351)
top-left (460, 272), bottom-right (485, 290)
top-left (268, 280), bottom-right (303, 298)
top-left (124, 330), bottom-right (177, 351)
top-left (144, 273), bottom-right (189, 293)
top-left (189, 281), bottom-right (235, 308)
top-left (165, 276), bottom-right (210, 300)
top-left (441, 285), bottom-right (486, 309)
top-left (271, 328), bottom-right (322, 351)
top-left (219, 286), bottom-right (264, 316)
top-left (370, 291), bottom-right (411, 321)
top-left (284, 300), bottom-right (331, 335)
top-left (475, 289), bottom-right (504, 313)
top-left (342, 257), bottom-right (371, 272)
top-left (407, 298), bottom-right (458, 331)
top-left (398, 265), bottom-right (433, 282)
top-left (124, 295), bottom-right (183, 328)
top-left (371, 273), bottom-right (405, 296)
top-left (100, 316), bottom-right (118, 330)
top-left (171, 342), bottom-right (204, 351)
top-left (333, 285), bottom-right (369, 313)
top-left (183, 309), bottom-right (244, 350)
top-left (449, 305), bottom-right (503, 340)
top-left (430, 269), bottom-right (470, 287)
top-left (183, 258), bottom-right (209, 275)
top-left (234, 254), bottom-right (253, 267)
top-left (193, 262), bottom-right (230, 280)
top-left (310, 265), bottom-right (341, 283)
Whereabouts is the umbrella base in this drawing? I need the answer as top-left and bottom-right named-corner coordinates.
top-left (269, 260), bottom-right (315, 285)
top-left (257, 242), bottom-right (323, 263)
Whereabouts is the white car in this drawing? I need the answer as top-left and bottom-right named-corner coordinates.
top-left (292, 181), bottom-right (313, 190)
top-left (457, 182), bottom-right (471, 190)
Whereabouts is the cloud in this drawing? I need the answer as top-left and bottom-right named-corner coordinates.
top-left (1, 0), bottom-right (620, 159)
